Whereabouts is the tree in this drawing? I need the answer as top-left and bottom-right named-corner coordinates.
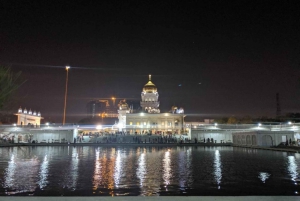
top-left (227, 117), bottom-right (238, 124)
top-left (0, 66), bottom-right (26, 110)
top-left (214, 117), bottom-right (229, 124)
top-left (240, 116), bottom-right (253, 124)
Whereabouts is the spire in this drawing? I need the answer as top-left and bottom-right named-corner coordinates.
top-left (149, 74), bottom-right (151, 81)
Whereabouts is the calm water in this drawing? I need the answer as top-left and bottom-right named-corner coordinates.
top-left (0, 146), bottom-right (299, 196)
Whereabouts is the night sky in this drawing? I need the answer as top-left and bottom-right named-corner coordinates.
top-left (1, 1), bottom-right (300, 123)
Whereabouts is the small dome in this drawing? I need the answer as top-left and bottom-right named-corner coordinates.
top-left (28, 109), bottom-right (32, 115)
top-left (143, 74), bottom-right (157, 93)
top-left (33, 111), bottom-right (37, 115)
top-left (18, 107), bottom-right (22, 113)
top-left (118, 99), bottom-right (129, 110)
top-left (37, 111), bottom-right (41, 116)
top-left (24, 108), bottom-right (27, 114)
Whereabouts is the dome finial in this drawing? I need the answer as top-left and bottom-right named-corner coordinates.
top-left (149, 74), bottom-right (151, 81)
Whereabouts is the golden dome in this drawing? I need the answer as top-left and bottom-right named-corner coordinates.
top-left (143, 74), bottom-right (157, 93)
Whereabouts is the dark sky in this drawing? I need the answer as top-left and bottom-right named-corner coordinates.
top-left (1, 0), bottom-right (300, 123)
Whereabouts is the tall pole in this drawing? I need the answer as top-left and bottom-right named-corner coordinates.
top-left (63, 66), bottom-right (70, 125)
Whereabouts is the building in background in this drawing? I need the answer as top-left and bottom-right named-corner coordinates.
top-left (82, 98), bottom-right (119, 125)
top-left (86, 99), bottom-right (118, 118)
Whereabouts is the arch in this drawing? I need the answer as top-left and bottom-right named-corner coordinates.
top-left (233, 135), bottom-right (237, 144)
top-left (242, 135), bottom-right (246, 145)
top-left (251, 135), bottom-right (257, 145)
top-left (237, 135), bottom-right (242, 144)
top-left (246, 135), bottom-right (251, 145)
top-left (262, 135), bottom-right (273, 147)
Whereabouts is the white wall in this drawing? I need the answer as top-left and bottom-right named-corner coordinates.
top-left (31, 130), bottom-right (74, 143)
top-left (191, 130), bottom-right (233, 143)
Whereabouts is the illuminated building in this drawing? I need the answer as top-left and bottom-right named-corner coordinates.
top-left (140, 74), bottom-right (160, 113)
top-left (14, 107), bottom-right (43, 127)
top-left (118, 75), bottom-right (185, 134)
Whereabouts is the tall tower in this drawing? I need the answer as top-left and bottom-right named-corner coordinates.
top-left (140, 74), bottom-right (160, 113)
top-left (276, 93), bottom-right (281, 117)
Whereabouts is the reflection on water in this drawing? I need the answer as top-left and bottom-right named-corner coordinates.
top-left (258, 172), bottom-right (270, 183)
top-left (38, 155), bottom-right (49, 189)
top-left (93, 148), bottom-right (102, 189)
top-left (163, 150), bottom-right (171, 186)
top-left (4, 154), bottom-right (16, 189)
top-left (214, 150), bottom-right (222, 189)
top-left (0, 146), bottom-right (300, 196)
top-left (114, 150), bottom-right (122, 188)
top-left (4, 151), bottom-right (39, 195)
top-left (61, 147), bottom-right (79, 190)
top-left (137, 152), bottom-right (146, 187)
top-left (71, 147), bottom-right (79, 189)
top-left (178, 147), bottom-right (192, 189)
top-left (287, 155), bottom-right (299, 195)
top-left (287, 156), bottom-right (298, 183)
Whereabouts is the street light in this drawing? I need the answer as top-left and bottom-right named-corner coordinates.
top-left (112, 97), bottom-right (116, 106)
top-left (63, 66), bottom-right (70, 125)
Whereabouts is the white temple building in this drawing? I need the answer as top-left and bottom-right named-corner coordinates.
top-left (15, 107), bottom-right (43, 127)
top-left (118, 75), bottom-right (185, 135)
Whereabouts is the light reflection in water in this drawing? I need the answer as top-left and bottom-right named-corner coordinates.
top-left (114, 150), bottom-right (122, 188)
top-left (2, 146), bottom-right (300, 196)
top-left (214, 150), bottom-right (222, 189)
top-left (62, 147), bottom-right (79, 190)
top-left (4, 154), bottom-right (16, 188)
top-left (258, 172), bottom-right (270, 183)
top-left (137, 153), bottom-right (146, 187)
top-left (4, 153), bottom-right (39, 195)
top-left (105, 148), bottom-right (115, 190)
top-left (93, 148), bottom-right (102, 189)
top-left (71, 147), bottom-right (79, 189)
top-left (178, 151), bottom-right (185, 188)
top-left (287, 156), bottom-right (298, 182)
top-left (178, 148), bottom-right (192, 189)
top-left (163, 150), bottom-right (171, 186)
top-left (186, 148), bottom-right (192, 186)
top-left (38, 155), bottom-right (49, 189)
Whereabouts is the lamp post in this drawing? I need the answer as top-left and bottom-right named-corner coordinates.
top-left (63, 66), bottom-right (70, 125)
top-left (112, 97), bottom-right (116, 106)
